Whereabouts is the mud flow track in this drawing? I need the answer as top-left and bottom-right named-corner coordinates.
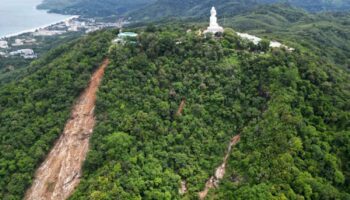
top-left (25, 59), bottom-right (109, 200)
top-left (199, 134), bottom-right (241, 199)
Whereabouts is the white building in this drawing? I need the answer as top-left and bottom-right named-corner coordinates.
top-left (236, 33), bottom-right (262, 45)
top-left (204, 7), bottom-right (224, 35)
top-left (237, 32), bottom-right (295, 51)
top-left (9, 49), bottom-right (37, 59)
top-left (0, 40), bottom-right (8, 48)
top-left (25, 38), bottom-right (37, 44)
top-left (33, 29), bottom-right (66, 36)
top-left (86, 27), bottom-right (100, 33)
top-left (68, 25), bottom-right (79, 32)
top-left (12, 39), bottom-right (24, 46)
top-left (112, 32), bottom-right (138, 44)
top-left (0, 52), bottom-right (7, 57)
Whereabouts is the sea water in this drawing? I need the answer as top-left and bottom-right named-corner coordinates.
top-left (0, 0), bottom-right (71, 38)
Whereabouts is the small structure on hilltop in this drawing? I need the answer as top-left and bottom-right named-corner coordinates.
top-left (118, 32), bottom-right (138, 38)
top-left (236, 33), bottom-right (261, 45)
top-left (0, 40), bottom-right (8, 49)
top-left (204, 7), bottom-right (224, 35)
top-left (112, 32), bottom-right (138, 44)
top-left (237, 32), bottom-right (295, 51)
top-left (9, 49), bottom-right (37, 59)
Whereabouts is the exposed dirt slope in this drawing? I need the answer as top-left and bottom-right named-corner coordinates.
top-left (25, 59), bottom-right (109, 200)
top-left (176, 98), bottom-right (186, 116)
top-left (199, 134), bottom-right (241, 200)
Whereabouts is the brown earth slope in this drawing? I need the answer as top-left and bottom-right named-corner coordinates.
top-left (25, 59), bottom-right (109, 200)
top-left (176, 98), bottom-right (186, 116)
top-left (199, 134), bottom-right (241, 200)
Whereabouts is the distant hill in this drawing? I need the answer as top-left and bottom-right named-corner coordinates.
top-left (129, 0), bottom-right (350, 20)
top-left (38, 0), bottom-right (156, 17)
top-left (261, 0), bottom-right (350, 12)
top-left (223, 4), bottom-right (350, 69)
top-left (129, 0), bottom-right (260, 20)
top-left (39, 0), bottom-right (350, 18)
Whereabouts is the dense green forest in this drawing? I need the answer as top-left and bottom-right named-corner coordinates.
top-left (68, 25), bottom-right (349, 199)
top-left (0, 1), bottom-right (349, 199)
top-left (0, 30), bottom-right (114, 200)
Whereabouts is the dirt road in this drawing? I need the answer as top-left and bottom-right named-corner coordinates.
top-left (198, 134), bottom-right (241, 200)
top-left (25, 59), bottom-right (109, 200)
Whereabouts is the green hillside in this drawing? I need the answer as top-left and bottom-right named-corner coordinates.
top-left (0, 2), bottom-right (349, 200)
top-left (68, 25), bottom-right (348, 199)
top-left (0, 30), bottom-right (114, 199)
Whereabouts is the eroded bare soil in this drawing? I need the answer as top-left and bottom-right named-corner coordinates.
top-left (198, 134), bottom-right (241, 200)
top-left (25, 59), bottom-right (109, 200)
top-left (176, 98), bottom-right (186, 116)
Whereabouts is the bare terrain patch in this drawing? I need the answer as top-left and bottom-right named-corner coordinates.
top-left (25, 59), bottom-right (109, 200)
top-left (176, 98), bottom-right (186, 116)
top-left (198, 134), bottom-right (241, 200)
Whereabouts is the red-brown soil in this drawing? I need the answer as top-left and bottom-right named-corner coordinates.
top-left (198, 134), bottom-right (241, 200)
top-left (25, 59), bottom-right (109, 200)
top-left (176, 98), bottom-right (186, 116)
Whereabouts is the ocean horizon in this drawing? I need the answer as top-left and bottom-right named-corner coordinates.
top-left (0, 0), bottom-right (71, 38)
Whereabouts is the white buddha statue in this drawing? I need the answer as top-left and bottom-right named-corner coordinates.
top-left (210, 7), bottom-right (219, 27)
top-left (204, 7), bottom-right (224, 34)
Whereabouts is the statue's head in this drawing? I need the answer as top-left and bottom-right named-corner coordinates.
top-left (211, 7), bottom-right (217, 16)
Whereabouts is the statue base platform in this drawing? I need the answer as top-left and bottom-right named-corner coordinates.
top-left (204, 26), bottom-right (224, 34)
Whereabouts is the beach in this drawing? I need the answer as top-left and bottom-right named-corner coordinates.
top-left (0, 16), bottom-right (79, 39)
top-left (0, 0), bottom-right (74, 39)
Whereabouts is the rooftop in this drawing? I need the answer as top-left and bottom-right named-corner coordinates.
top-left (118, 32), bottom-right (138, 38)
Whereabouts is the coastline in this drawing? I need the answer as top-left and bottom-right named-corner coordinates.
top-left (0, 15), bottom-right (79, 40)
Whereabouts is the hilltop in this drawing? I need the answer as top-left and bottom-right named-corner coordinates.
top-left (70, 25), bottom-right (350, 199)
top-left (2, 2), bottom-right (348, 85)
top-left (34, 2), bottom-right (350, 70)
top-left (1, 22), bottom-right (349, 199)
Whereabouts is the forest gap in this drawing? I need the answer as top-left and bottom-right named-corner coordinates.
top-left (25, 59), bottom-right (109, 200)
top-left (199, 134), bottom-right (241, 199)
